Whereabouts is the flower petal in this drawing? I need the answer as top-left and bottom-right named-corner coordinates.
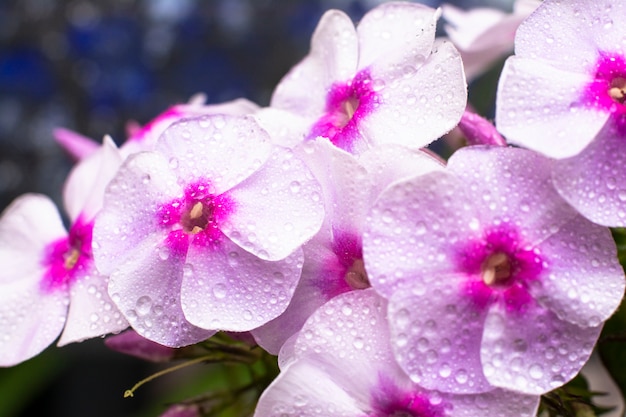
top-left (271, 10), bottom-right (358, 118)
top-left (388, 280), bottom-right (493, 394)
top-left (63, 135), bottom-right (123, 222)
top-left (496, 56), bottom-right (608, 158)
top-left (222, 146), bottom-right (324, 261)
top-left (57, 268), bottom-right (129, 346)
top-left (107, 235), bottom-right (215, 347)
top-left (530, 215), bottom-right (624, 328)
top-left (357, 2), bottom-right (438, 72)
top-left (180, 239), bottom-right (303, 332)
top-left (552, 121), bottom-right (626, 226)
top-left (481, 301), bottom-right (601, 395)
top-left (156, 115), bottom-right (273, 195)
top-left (363, 40), bottom-right (466, 149)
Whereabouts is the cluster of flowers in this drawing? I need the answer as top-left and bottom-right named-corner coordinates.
top-left (1, 0), bottom-right (626, 416)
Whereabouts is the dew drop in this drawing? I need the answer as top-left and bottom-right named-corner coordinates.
top-left (158, 246), bottom-right (170, 260)
top-left (213, 283), bottom-right (227, 299)
top-left (529, 364), bottom-right (544, 379)
top-left (136, 296), bottom-right (152, 315)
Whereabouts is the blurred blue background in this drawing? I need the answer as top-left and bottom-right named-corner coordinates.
top-left (0, 1), bottom-right (513, 416)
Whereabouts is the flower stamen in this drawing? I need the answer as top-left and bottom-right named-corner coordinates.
top-left (481, 252), bottom-right (511, 286)
top-left (63, 248), bottom-right (80, 270)
top-left (609, 77), bottom-right (626, 104)
top-left (344, 259), bottom-right (370, 289)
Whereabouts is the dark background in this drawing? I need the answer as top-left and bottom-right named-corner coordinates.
top-left (0, 1), bottom-right (511, 416)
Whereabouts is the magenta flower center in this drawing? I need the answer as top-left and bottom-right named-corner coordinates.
top-left (41, 216), bottom-right (94, 293)
top-left (368, 375), bottom-right (445, 417)
top-left (583, 52), bottom-right (626, 130)
top-left (157, 180), bottom-right (235, 255)
top-left (457, 225), bottom-right (543, 314)
top-left (309, 69), bottom-right (380, 152)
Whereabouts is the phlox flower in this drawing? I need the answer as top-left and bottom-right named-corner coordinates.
top-left (363, 146), bottom-right (625, 395)
top-left (93, 114), bottom-right (324, 347)
top-left (122, 94), bottom-right (259, 155)
top-left (496, 0), bottom-right (626, 226)
top-left (0, 137), bottom-right (128, 366)
top-left (254, 289), bottom-right (540, 417)
top-left (252, 138), bottom-right (444, 354)
top-left (260, 1), bottom-right (466, 154)
top-left (442, 0), bottom-right (539, 82)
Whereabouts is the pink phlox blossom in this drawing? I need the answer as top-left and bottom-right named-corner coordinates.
top-left (262, 2), bottom-right (466, 154)
top-left (363, 146), bottom-right (625, 395)
top-left (93, 114), bottom-right (324, 348)
top-left (53, 127), bottom-right (100, 161)
top-left (251, 139), bottom-right (444, 354)
top-left (121, 94), bottom-right (260, 156)
top-left (0, 136), bottom-right (128, 366)
top-left (442, 0), bottom-right (539, 81)
top-left (254, 289), bottom-right (540, 417)
top-left (496, 0), bottom-right (626, 226)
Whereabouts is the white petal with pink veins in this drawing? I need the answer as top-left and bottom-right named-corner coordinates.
top-left (222, 147), bottom-right (324, 261)
top-left (181, 239), bottom-right (303, 332)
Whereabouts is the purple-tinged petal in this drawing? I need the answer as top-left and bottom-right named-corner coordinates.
top-left (159, 404), bottom-right (200, 417)
top-left (122, 97), bottom-right (260, 155)
top-left (105, 329), bottom-right (176, 362)
top-left (514, 0), bottom-right (623, 72)
top-left (447, 146), bottom-right (580, 244)
top-left (0, 274), bottom-right (68, 366)
top-left (296, 138), bottom-right (370, 233)
top-left (496, 56), bottom-right (608, 158)
top-left (271, 10), bottom-right (358, 118)
top-left (180, 238), bottom-right (302, 332)
top-left (364, 171), bottom-right (479, 299)
top-left (93, 151), bottom-right (182, 276)
top-left (0, 194), bottom-right (69, 366)
top-left (57, 267), bottom-right (128, 346)
top-left (480, 301), bottom-right (601, 395)
top-left (358, 145), bottom-right (445, 200)
top-left (457, 110), bottom-right (506, 147)
top-left (107, 235), bottom-right (215, 347)
top-left (530, 215), bottom-right (624, 328)
top-left (63, 135), bottom-right (123, 222)
top-left (387, 280), bottom-right (493, 394)
top-left (363, 40), bottom-right (466, 150)
top-left (356, 3), bottom-right (438, 75)
top-left (222, 146), bottom-right (324, 261)
top-left (53, 127), bottom-right (99, 161)
top-left (255, 355), bottom-right (365, 417)
top-left (254, 108), bottom-right (310, 148)
top-left (156, 115), bottom-right (273, 195)
top-left (552, 120), bottom-right (626, 226)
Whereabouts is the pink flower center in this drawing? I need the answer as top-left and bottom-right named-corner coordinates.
top-left (41, 216), bottom-right (94, 293)
top-left (309, 69), bottom-right (381, 152)
top-left (157, 180), bottom-right (235, 256)
top-left (316, 230), bottom-right (370, 298)
top-left (583, 52), bottom-right (626, 131)
top-left (456, 225), bottom-right (543, 314)
top-left (369, 375), bottom-right (445, 417)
